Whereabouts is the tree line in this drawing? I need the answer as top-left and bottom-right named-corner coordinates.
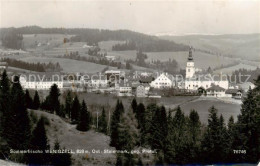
top-left (1, 58), bottom-right (62, 72)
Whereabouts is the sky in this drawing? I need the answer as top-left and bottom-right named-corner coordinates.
top-left (0, 0), bottom-right (259, 35)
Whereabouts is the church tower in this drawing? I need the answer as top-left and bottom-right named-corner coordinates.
top-left (186, 47), bottom-right (195, 79)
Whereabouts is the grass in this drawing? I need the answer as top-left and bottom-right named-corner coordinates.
top-left (179, 97), bottom-right (241, 124)
top-left (28, 109), bottom-right (116, 165)
top-left (19, 57), bottom-right (114, 73)
top-left (107, 50), bottom-right (240, 70)
top-left (214, 63), bottom-right (258, 74)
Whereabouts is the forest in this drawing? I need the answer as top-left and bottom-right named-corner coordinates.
top-left (0, 69), bottom-right (259, 165)
top-left (0, 26), bottom-right (189, 52)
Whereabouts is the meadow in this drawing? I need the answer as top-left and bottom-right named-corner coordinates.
top-left (19, 57), bottom-right (114, 73)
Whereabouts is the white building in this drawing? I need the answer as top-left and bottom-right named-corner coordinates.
top-left (150, 73), bottom-right (173, 89)
top-left (184, 47), bottom-right (229, 91)
top-left (20, 76), bottom-right (63, 90)
top-left (105, 55), bottom-right (116, 61)
top-left (206, 84), bottom-right (226, 97)
top-left (90, 78), bottom-right (108, 88)
top-left (0, 62), bottom-right (8, 69)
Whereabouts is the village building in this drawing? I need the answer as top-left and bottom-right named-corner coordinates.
top-left (20, 74), bottom-right (63, 90)
top-left (0, 62), bottom-right (8, 70)
top-left (206, 84), bottom-right (226, 97)
top-left (150, 73), bottom-right (173, 89)
top-left (184, 47), bottom-right (229, 90)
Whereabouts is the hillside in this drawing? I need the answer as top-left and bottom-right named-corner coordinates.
top-left (0, 26), bottom-right (189, 52)
top-left (159, 34), bottom-right (260, 61)
top-left (28, 109), bottom-right (116, 166)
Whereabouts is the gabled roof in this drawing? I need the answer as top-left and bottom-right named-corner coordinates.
top-left (207, 84), bottom-right (225, 91)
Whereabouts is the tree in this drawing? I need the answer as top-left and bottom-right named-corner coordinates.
top-left (110, 100), bottom-right (124, 149)
top-left (201, 106), bottom-right (229, 163)
top-left (76, 100), bottom-right (90, 131)
top-left (187, 109), bottom-right (201, 163)
top-left (0, 70), bottom-right (10, 133)
top-left (2, 76), bottom-right (31, 151)
top-left (32, 91), bottom-right (40, 109)
top-left (71, 95), bottom-right (80, 123)
top-left (131, 98), bottom-right (137, 113)
top-left (25, 89), bottom-right (33, 109)
top-left (47, 84), bottom-right (61, 114)
top-left (51, 139), bottom-right (72, 166)
top-left (65, 91), bottom-right (72, 118)
top-left (99, 107), bottom-right (107, 134)
top-left (0, 70), bottom-right (11, 159)
top-left (27, 117), bottom-right (50, 165)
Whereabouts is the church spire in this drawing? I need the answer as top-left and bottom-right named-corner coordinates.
top-left (188, 46), bottom-right (193, 61)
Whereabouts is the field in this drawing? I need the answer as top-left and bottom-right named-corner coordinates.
top-left (160, 34), bottom-right (260, 61)
top-left (107, 50), bottom-right (240, 70)
top-left (214, 63), bottom-right (258, 74)
top-left (19, 57), bottom-right (114, 73)
top-left (179, 98), bottom-right (241, 124)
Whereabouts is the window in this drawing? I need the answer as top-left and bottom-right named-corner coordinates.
top-left (188, 69), bottom-right (190, 72)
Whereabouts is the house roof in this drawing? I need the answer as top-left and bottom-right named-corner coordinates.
top-left (225, 89), bottom-right (240, 94)
top-left (207, 84), bottom-right (225, 91)
top-left (139, 76), bottom-right (154, 83)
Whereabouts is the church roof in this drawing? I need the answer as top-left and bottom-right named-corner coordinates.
top-left (188, 47), bottom-right (193, 61)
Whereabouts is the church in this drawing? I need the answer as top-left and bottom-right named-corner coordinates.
top-left (184, 47), bottom-right (229, 91)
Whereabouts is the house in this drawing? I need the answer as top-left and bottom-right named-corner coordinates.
top-left (117, 82), bottom-right (132, 96)
top-left (206, 84), bottom-right (226, 97)
top-left (105, 55), bottom-right (116, 61)
top-left (184, 47), bottom-right (229, 90)
top-left (239, 82), bottom-right (256, 93)
top-left (90, 77), bottom-right (108, 88)
top-left (150, 73), bottom-right (173, 89)
top-left (0, 62), bottom-right (8, 69)
top-left (136, 85), bottom-right (146, 97)
top-left (105, 70), bottom-right (125, 84)
top-left (20, 74), bottom-right (63, 90)
top-left (225, 89), bottom-right (240, 98)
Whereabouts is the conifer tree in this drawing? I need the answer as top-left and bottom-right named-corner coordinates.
top-left (71, 95), bottom-right (80, 123)
top-left (65, 91), bottom-right (72, 118)
top-left (76, 100), bottom-right (90, 131)
top-left (51, 139), bottom-right (72, 166)
top-left (201, 106), bottom-right (229, 163)
top-left (131, 98), bottom-right (137, 113)
top-left (110, 100), bottom-right (124, 148)
top-left (187, 109), bottom-right (201, 163)
top-left (32, 91), bottom-right (40, 109)
top-left (136, 103), bottom-right (145, 129)
top-left (99, 107), bottom-right (107, 134)
top-left (0, 70), bottom-right (10, 135)
top-left (24, 89), bottom-right (33, 109)
top-left (3, 76), bottom-right (31, 151)
top-left (27, 117), bottom-right (50, 165)
top-left (47, 84), bottom-right (60, 114)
